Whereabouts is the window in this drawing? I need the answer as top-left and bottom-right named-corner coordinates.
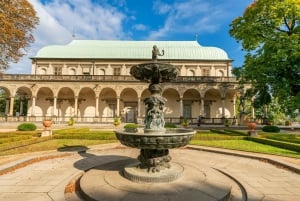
top-left (54, 66), bottom-right (62, 75)
top-left (40, 68), bottom-right (47, 75)
top-left (217, 70), bottom-right (224, 77)
top-left (183, 104), bottom-right (192, 118)
top-left (83, 72), bottom-right (91, 80)
top-left (81, 64), bottom-right (92, 75)
top-left (99, 69), bottom-right (105, 75)
top-left (108, 104), bottom-right (116, 117)
top-left (187, 70), bottom-right (195, 76)
top-left (69, 68), bottom-right (76, 75)
top-left (202, 69), bottom-right (210, 76)
top-left (113, 68), bottom-right (121, 76)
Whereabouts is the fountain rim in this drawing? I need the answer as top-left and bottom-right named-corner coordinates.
top-left (114, 128), bottom-right (196, 136)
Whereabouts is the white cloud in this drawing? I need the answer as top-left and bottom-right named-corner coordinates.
top-left (148, 0), bottom-right (249, 40)
top-left (7, 0), bottom-right (127, 74)
top-left (153, 0), bottom-right (172, 15)
top-left (42, 0), bottom-right (126, 39)
top-left (133, 24), bottom-right (148, 31)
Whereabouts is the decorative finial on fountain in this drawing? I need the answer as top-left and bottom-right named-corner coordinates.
top-left (152, 45), bottom-right (164, 62)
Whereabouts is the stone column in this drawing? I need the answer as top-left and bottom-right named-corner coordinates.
top-left (20, 100), bottom-right (24, 115)
top-left (9, 97), bottom-right (14, 116)
top-left (200, 99), bottom-right (204, 115)
top-left (53, 96), bottom-right (57, 116)
top-left (31, 96), bottom-right (36, 116)
top-left (5, 99), bottom-right (9, 115)
top-left (137, 97), bottom-right (141, 117)
top-left (117, 96), bottom-right (120, 116)
top-left (221, 97), bottom-right (225, 118)
top-left (232, 97), bottom-right (236, 117)
top-left (179, 97), bottom-right (183, 117)
top-left (95, 96), bottom-right (99, 116)
top-left (74, 96), bottom-right (78, 117)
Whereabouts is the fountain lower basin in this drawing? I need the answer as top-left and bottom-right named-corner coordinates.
top-left (115, 128), bottom-right (195, 183)
top-left (115, 128), bottom-right (195, 149)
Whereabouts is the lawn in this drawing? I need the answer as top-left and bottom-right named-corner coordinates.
top-left (0, 128), bottom-right (300, 159)
top-left (190, 139), bottom-right (300, 158)
top-left (0, 139), bottom-right (117, 156)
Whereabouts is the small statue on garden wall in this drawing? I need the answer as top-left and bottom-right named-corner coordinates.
top-left (152, 45), bottom-right (164, 62)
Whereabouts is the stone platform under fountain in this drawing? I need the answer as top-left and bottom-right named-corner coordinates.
top-left (76, 46), bottom-right (234, 201)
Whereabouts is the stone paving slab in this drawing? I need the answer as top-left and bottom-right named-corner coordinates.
top-left (0, 144), bottom-right (299, 201)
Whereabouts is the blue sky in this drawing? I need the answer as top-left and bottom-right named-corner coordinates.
top-left (7, 0), bottom-right (253, 74)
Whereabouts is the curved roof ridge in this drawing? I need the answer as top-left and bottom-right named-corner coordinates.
top-left (33, 40), bottom-right (230, 60)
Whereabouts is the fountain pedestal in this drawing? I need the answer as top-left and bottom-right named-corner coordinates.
top-left (115, 128), bottom-right (195, 183)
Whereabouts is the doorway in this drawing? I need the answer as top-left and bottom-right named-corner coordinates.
top-left (126, 107), bottom-right (136, 123)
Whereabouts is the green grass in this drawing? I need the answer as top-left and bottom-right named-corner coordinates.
top-left (1, 128), bottom-right (300, 159)
top-left (0, 139), bottom-right (117, 156)
top-left (259, 132), bottom-right (300, 144)
top-left (190, 139), bottom-right (300, 158)
top-left (192, 132), bottom-right (245, 140)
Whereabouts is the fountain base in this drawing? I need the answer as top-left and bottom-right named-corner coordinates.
top-left (124, 162), bottom-right (184, 183)
top-left (78, 158), bottom-right (233, 201)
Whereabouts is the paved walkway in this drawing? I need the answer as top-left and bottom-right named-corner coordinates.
top-left (0, 143), bottom-right (299, 201)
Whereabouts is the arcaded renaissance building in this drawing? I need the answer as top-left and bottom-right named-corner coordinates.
top-left (0, 40), bottom-right (240, 124)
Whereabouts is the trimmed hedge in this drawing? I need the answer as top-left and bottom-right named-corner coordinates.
top-left (0, 131), bottom-right (41, 137)
top-left (192, 133), bottom-right (245, 141)
top-left (0, 137), bottom-right (51, 152)
top-left (52, 129), bottom-right (117, 140)
top-left (246, 137), bottom-right (300, 152)
top-left (223, 129), bottom-right (248, 136)
top-left (53, 128), bottom-right (90, 134)
top-left (210, 129), bottom-right (244, 136)
top-left (0, 135), bottom-right (32, 144)
top-left (17, 123), bottom-right (37, 131)
top-left (52, 133), bottom-right (117, 140)
top-left (262, 125), bottom-right (280, 133)
top-left (262, 134), bottom-right (300, 145)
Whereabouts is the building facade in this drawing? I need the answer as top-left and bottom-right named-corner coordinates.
top-left (0, 40), bottom-right (242, 124)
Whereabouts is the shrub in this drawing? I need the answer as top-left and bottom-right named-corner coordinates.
top-left (164, 123), bottom-right (177, 128)
top-left (181, 119), bottom-right (189, 127)
top-left (262, 125), bottom-right (280, 133)
top-left (17, 123), bottom-right (37, 131)
top-left (224, 118), bottom-right (231, 127)
top-left (285, 120), bottom-right (291, 126)
top-left (124, 123), bottom-right (138, 133)
top-left (68, 117), bottom-right (74, 126)
top-left (124, 123), bottom-right (138, 129)
top-left (210, 129), bottom-right (242, 136)
top-left (113, 117), bottom-right (121, 126)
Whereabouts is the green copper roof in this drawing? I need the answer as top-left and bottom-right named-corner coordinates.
top-left (33, 40), bottom-right (230, 60)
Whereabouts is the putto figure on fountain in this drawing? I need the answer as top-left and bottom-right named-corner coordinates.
top-left (144, 84), bottom-right (166, 130)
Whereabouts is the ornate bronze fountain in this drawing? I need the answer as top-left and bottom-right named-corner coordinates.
top-left (115, 45), bottom-right (195, 183)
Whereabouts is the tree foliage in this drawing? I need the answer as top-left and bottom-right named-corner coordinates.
top-left (229, 0), bottom-right (300, 114)
top-left (0, 0), bottom-right (39, 71)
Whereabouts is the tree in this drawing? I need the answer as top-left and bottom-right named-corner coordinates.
top-left (0, 0), bottom-right (39, 71)
top-left (229, 0), bottom-right (300, 115)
